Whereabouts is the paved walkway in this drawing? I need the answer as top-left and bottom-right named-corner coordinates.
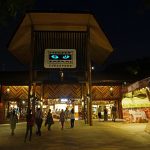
top-left (0, 120), bottom-right (150, 150)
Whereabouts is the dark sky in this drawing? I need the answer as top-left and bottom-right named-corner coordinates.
top-left (0, 0), bottom-right (150, 70)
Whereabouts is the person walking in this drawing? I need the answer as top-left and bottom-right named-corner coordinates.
top-left (10, 110), bottom-right (18, 136)
top-left (111, 104), bottom-right (117, 122)
top-left (45, 109), bottom-right (54, 131)
top-left (65, 107), bottom-right (69, 121)
top-left (59, 109), bottom-right (65, 130)
top-left (103, 106), bottom-right (108, 121)
top-left (97, 106), bottom-right (102, 121)
top-left (70, 108), bottom-right (75, 128)
top-left (24, 109), bottom-right (34, 142)
top-left (35, 108), bottom-right (43, 136)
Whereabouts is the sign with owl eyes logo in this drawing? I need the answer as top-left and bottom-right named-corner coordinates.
top-left (44, 49), bottom-right (76, 68)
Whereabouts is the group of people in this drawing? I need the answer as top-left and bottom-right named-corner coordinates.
top-left (97, 104), bottom-right (117, 122)
top-left (9, 107), bottom-right (43, 142)
top-left (59, 108), bottom-right (75, 129)
top-left (24, 108), bottom-right (42, 142)
top-left (9, 107), bottom-right (75, 142)
top-left (44, 107), bottom-right (75, 130)
top-left (9, 104), bottom-right (117, 141)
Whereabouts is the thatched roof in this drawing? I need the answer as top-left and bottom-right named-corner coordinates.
top-left (8, 12), bottom-right (113, 64)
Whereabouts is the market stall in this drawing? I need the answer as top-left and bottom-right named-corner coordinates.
top-left (122, 77), bottom-right (150, 123)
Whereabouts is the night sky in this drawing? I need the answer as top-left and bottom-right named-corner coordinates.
top-left (0, 0), bottom-right (150, 70)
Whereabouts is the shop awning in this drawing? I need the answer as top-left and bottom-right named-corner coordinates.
top-left (123, 77), bottom-right (150, 93)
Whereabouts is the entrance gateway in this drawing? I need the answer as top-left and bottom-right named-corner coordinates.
top-left (0, 12), bottom-right (115, 124)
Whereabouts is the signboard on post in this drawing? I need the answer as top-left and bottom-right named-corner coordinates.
top-left (44, 49), bottom-right (76, 68)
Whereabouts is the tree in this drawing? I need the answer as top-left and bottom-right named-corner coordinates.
top-left (0, 0), bottom-right (35, 26)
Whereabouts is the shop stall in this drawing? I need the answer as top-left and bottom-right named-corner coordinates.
top-left (122, 77), bottom-right (150, 123)
top-left (92, 101), bottom-right (117, 119)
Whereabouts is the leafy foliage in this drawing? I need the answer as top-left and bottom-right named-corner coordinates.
top-left (0, 0), bottom-right (35, 26)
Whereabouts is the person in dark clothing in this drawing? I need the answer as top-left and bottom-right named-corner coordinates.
top-left (103, 106), bottom-right (108, 121)
top-left (24, 109), bottom-right (34, 142)
top-left (59, 109), bottom-right (65, 130)
top-left (10, 110), bottom-right (18, 136)
top-left (45, 109), bottom-right (54, 131)
top-left (97, 106), bottom-right (102, 121)
top-left (35, 108), bottom-right (43, 136)
top-left (111, 104), bottom-right (117, 122)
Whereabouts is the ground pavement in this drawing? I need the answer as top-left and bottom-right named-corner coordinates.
top-left (0, 120), bottom-right (150, 150)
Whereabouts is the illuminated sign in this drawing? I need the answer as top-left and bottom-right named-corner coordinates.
top-left (60, 98), bottom-right (68, 103)
top-left (44, 49), bottom-right (76, 68)
top-left (49, 54), bottom-right (72, 60)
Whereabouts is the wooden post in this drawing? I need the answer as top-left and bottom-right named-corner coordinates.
top-left (118, 99), bottom-right (123, 119)
top-left (85, 81), bottom-right (89, 124)
top-left (87, 65), bottom-right (92, 126)
top-left (32, 82), bottom-right (36, 116)
top-left (28, 57), bottom-right (33, 111)
top-left (86, 27), bottom-right (92, 126)
top-left (118, 87), bottom-right (123, 119)
top-left (40, 84), bottom-right (44, 111)
top-left (28, 84), bottom-right (31, 109)
top-left (28, 15), bottom-right (35, 115)
top-left (81, 83), bottom-right (85, 121)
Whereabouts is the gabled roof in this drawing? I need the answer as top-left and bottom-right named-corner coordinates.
top-left (8, 12), bottom-right (113, 64)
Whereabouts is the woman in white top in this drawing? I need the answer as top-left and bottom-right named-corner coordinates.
top-left (70, 108), bottom-right (75, 128)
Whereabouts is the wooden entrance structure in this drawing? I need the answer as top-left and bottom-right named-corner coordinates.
top-left (7, 12), bottom-right (113, 125)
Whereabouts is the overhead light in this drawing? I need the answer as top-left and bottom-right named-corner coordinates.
top-left (91, 66), bottom-right (95, 70)
top-left (110, 87), bottom-right (113, 91)
top-left (6, 87), bottom-right (10, 93)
